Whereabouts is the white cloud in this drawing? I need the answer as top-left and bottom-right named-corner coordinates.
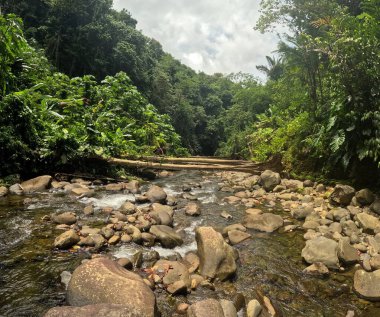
top-left (113, 0), bottom-right (280, 78)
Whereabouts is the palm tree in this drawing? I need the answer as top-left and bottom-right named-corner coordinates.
top-left (256, 56), bottom-right (283, 81)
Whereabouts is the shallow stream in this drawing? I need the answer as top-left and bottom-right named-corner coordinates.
top-left (0, 171), bottom-right (380, 316)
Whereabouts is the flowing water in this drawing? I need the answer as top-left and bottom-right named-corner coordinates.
top-left (0, 171), bottom-right (380, 316)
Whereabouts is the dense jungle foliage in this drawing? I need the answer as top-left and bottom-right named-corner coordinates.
top-left (0, 0), bottom-right (379, 183)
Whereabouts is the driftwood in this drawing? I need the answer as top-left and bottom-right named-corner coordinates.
top-left (129, 156), bottom-right (255, 166)
top-left (108, 157), bottom-right (261, 173)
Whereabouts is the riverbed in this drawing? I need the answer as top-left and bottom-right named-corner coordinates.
top-left (0, 171), bottom-right (379, 316)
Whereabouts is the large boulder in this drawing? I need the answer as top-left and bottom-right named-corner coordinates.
top-left (195, 227), bottom-right (236, 281)
top-left (354, 269), bottom-right (380, 301)
top-left (259, 170), bottom-right (281, 192)
top-left (356, 213), bottom-right (380, 234)
top-left (67, 258), bottom-right (157, 317)
top-left (242, 213), bottom-right (283, 233)
top-left (43, 304), bottom-right (139, 317)
top-left (21, 175), bottom-right (52, 193)
top-left (54, 230), bottom-right (80, 249)
top-left (149, 225), bottom-right (183, 248)
top-left (187, 299), bottom-right (225, 317)
top-left (301, 236), bottom-right (340, 269)
top-left (329, 184), bottom-right (355, 206)
top-left (146, 185), bottom-right (167, 203)
top-left (355, 189), bottom-right (375, 206)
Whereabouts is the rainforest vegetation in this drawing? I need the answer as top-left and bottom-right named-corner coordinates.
top-left (0, 0), bottom-right (379, 183)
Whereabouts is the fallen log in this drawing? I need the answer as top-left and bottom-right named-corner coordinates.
top-left (108, 158), bottom-right (261, 173)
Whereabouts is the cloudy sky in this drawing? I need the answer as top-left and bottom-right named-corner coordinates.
top-left (113, 0), bottom-right (280, 77)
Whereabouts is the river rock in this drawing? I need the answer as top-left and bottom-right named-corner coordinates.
top-left (21, 175), bottom-right (52, 193)
top-left (282, 179), bottom-right (303, 191)
top-left (125, 225), bottom-right (142, 244)
top-left (149, 209), bottom-right (173, 226)
top-left (90, 234), bottom-right (107, 250)
top-left (150, 225), bottom-right (183, 248)
top-left (338, 237), bottom-right (359, 264)
top-left (242, 213), bottom-right (283, 233)
top-left (291, 206), bottom-right (314, 220)
top-left (0, 186), bottom-right (8, 197)
top-left (44, 304), bottom-right (145, 317)
top-left (54, 230), bottom-right (80, 249)
top-left (146, 185), bottom-right (167, 203)
top-left (356, 189), bottom-right (375, 206)
top-left (184, 252), bottom-right (200, 273)
top-left (303, 262), bottom-right (329, 276)
top-left (301, 236), bottom-right (340, 269)
top-left (187, 299), bottom-right (225, 317)
top-left (219, 299), bottom-right (237, 317)
top-left (330, 184), bottom-right (355, 206)
top-left (223, 224), bottom-right (247, 236)
top-left (101, 227), bottom-right (114, 239)
top-left (52, 212), bottom-right (77, 225)
top-left (259, 170), bottom-right (281, 192)
top-left (155, 259), bottom-right (191, 289)
top-left (332, 208), bottom-right (350, 221)
top-left (354, 269), bottom-right (380, 301)
top-left (185, 202), bottom-right (201, 216)
top-left (247, 299), bottom-right (262, 317)
top-left (356, 212), bottom-right (380, 234)
top-left (228, 230), bottom-right (251, 245)
top-left (67, 258), bottom-right (157, 316)
top-left (124, 180), bottom-right (140, 194)
top-left (9, 183), bottom-right (23, 195)
top-left (195, 227), bottom-right (236, 281)
top-left (370, 200), bottom-right (380, 216)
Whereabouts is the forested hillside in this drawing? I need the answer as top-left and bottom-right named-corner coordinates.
top-left (0, 0), bottom-right (379, 184)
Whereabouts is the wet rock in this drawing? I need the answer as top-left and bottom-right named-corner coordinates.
top-left (330, 184), bottom-right (355, 206)
top-left (190, 274), bottom-right (205, 289)
top-left (303, 221), bottom-right (320, 230)
top-left (167, 280), bottom-right (187, 295)
top-left (224, 196), bottom-right (241, 204)
top-left (303, 262), bottom-right (329, 277)
top-left (150, 225), bottom-right (183, 248)
top-left (52, 212), bottom-right (77, 225)
top-left (263, 296), bottom-right (276, 316)
top-left (259, 170), bottom-right (281, 192)
top-left (356, 189), bottom-right (375, 206)
top-left (43, 304), bottom-right (139, 317)
top-left (338, 237), bottom-right (359, 264)
top-left (54, 230), bottom-right (80, 249)
top-left (105, 183), bottom-right (125, 191)
top-left (135, 215), bottom-right (152, 231)
top-left (356, 213), bottom-right (380, 234)
top-left (354, 269), bottom-right (380, 301)
top-left (71, 187), bottom-right (94, 197)
top-left (0, 186), bottom-right (8, 197)
top-left (146, 185), bottom-right (167, 203)
top-left (78, 236), bottom-right (95, 247)
top-left (247, 299), bottom-right (262, 317)
top-left (222, 224), bottom-right (247, 236)
top-left (21, 175), bottom-right (52, 193)
top-left (141, 233), bottom-right (155, 246)
top-left (185, 202), bottom-right (201, 216)
top-left (151, 203), bottom-right (173, 216)
top-left (242, 213), bottom-right (283, 233)
top-left (121, 234), bottom-right (132, 243)
top-left (195, 227), bottom-right (236, 281)
top-left (301, 236), bottom-right (340, 269)
top-left (233, 293), bottom-right (246, 312)
top-left (220, 299), bottom-right (237, 317)
top-left (245, 208), bottom-right (263, 216)
top-left (187, 299), bottom-right (225, 317)
top-left (80, 227), bottom-right (100, 236)
top-left (9, 183), bottom-right (23, 195)
top-left (228, 230), bottom-right (251, 245)
top-left (67, 258), bottom-right (157, 316)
